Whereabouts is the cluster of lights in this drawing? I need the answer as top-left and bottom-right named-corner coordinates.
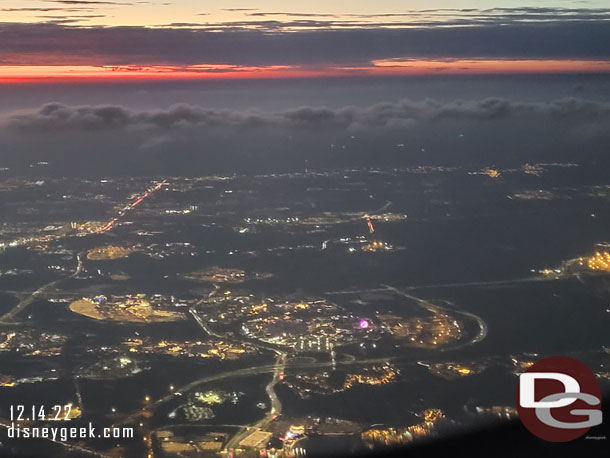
top-left (484, 168), bottom-right (501, 178)
top-left (584, 251), bottom-right (610, 272)
top-left (362, 241), bottom-right (391, 252)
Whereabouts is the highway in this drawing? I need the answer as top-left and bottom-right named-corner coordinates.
top-left (189, 308), bottom-right (225, 339)
top-left (190, 308), bottom-right (285, 354)
top-left (189, 307), bottom-right (286, 452)
top-left (95, 180), bottom-right (166, 234)
top-left (0, 253), bottom-right (84, 324)
top-left (120, 351), bottom-right (403, 430)
top-left (324, 276), bottom-right (551, 297)
top-left (382, 285), bottom-right (488, 349)
top-left (223, 349), bottom-right (286, 453)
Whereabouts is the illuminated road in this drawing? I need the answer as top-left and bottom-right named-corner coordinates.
top-left (190, 308), bottom-right (284, 354)
top-left (189, 307), bottom-right (286, 452)
top-left (189, 308), bottom-right (225, 339)
top-left (120, 351), bottom-right (399, 428)
top-left (266, 352), bottom-right (285, 418)
top-left (95, 180), bottom-right (166, 234)
top-left (324, 274), bottom-right (561, 297)
top-left (0, 253), bottom-right (84, 324)
top-left (223, 350), bottom-right (286, 453)
top-left (399, 276), bottom-right (553, 290)
top-left (382, 285), bottom-right (488, 349)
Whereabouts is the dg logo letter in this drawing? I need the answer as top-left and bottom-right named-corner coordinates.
top-left (516, 356), bottom-right (603, 442)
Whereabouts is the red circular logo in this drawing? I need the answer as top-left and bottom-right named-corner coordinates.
top-left (516, 356), bottom-right (602, 442)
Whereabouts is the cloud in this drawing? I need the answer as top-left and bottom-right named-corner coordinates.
top-left (254, 7), bottom-right (610, 22)
top-left (247, 12), bottom-right (339, 18)
top-left (1, 20), bottom-right (610, 68)
top-left (1, 7), bottom-right (94, 12)
top-left (5, 98), bottom-right (610, 133)
top-left (2, 98), bottom-right (610, 175)
top-left (42, 0), bottom-right (133, 5)
top-left (1, 6), bottom-right (610, 69)
top-left (36, 15), bottom-right (107, 24)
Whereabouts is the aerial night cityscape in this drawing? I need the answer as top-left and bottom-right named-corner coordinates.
top-left (0, 1), bottom-right (610, 457)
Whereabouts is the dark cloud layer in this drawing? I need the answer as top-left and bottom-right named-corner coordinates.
top-left (1, 20), bottom-right (610, 67)
top-left (1, 98), bottom-right (609, 176)
top-left (5, 98), bottom-right (610, 133)
top-left (251, 7), bottom-right (610, 22)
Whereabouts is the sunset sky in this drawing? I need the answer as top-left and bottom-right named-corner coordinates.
top-left (2, 0), bottom-right (610, 82)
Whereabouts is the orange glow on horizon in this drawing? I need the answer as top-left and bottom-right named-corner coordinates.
top-left (2, 59), bottom-right (610, 83)
top-left (371, 58), bottom-right (610, 74)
